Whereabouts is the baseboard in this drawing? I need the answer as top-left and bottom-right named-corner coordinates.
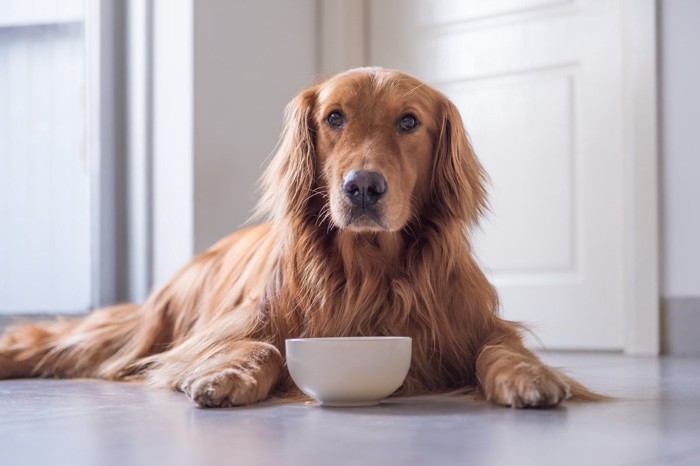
top-left (662, 297), bottom-right (700, 356)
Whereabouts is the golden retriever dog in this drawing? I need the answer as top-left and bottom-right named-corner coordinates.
top-left (0, 67), bottom-right (600, 408)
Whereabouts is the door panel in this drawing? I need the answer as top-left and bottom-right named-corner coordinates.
top-left (447, 71), bottom-right (575, 273)
top-left (0, 9), bottom-right (91, 313)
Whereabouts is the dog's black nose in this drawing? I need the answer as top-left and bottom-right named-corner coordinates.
top-left (342, 170), bottom-right (387, 207)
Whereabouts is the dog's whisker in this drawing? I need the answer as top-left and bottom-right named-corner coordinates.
top-left (402, 81), bottom-right (426, 97)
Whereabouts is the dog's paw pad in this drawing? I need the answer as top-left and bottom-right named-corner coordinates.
top-left (489, 362), bottom-right (571, 409)
top-left (181, 368), bottom-right (258, 408)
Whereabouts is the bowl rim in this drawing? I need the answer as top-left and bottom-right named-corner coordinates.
top-left (286, 336), bottom-right (411, 343)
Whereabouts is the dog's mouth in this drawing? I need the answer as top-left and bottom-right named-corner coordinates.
top-left (343, 206), bottom-right (389, 232)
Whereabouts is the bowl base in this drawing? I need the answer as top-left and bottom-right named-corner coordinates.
top-left (319, 400), bottom-right (382, 407)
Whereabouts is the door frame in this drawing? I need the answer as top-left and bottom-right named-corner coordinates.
top-left (619, 0), bottom-right (659, 355)
top-left (319, 0), bottom-right (660, 355)
top-left (87, 0), bottom-right (116, 309)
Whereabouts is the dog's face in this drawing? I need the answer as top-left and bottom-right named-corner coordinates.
top-left (260, 67), bottom-right (488, 233)
top-left (313, 70), bottom-right (439, 232)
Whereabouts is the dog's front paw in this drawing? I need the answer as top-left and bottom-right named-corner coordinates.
top-left (181, 366), bottom-right (264, 407)
top-left (179, 343), bottom-right (283, 408)
top-left (485, 361), bottom-right (571, 409)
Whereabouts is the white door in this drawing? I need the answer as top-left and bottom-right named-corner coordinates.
top-left (0, 0), bottom-right (91, 314)
top-left (369, 0), bottom-right (651, 350)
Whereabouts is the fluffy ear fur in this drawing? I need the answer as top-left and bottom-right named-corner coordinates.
top-left (257, 87), bottom-right (318, 224)
top-left (431, 98), bottom-right (489, 227)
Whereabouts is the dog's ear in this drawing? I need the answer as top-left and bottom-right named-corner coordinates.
top-left (431, 97), bottom-right (489, 227)
top-left (257, 86), bottom-right (318, 223)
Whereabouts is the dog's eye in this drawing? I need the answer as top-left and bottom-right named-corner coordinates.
top-left (326, 111), bottom-right (345, 128)
top-left (399, 114), bottom-right (418, 132)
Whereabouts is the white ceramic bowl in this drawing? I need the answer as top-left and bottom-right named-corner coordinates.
top-left (285, 337), bottom-right (412, 407)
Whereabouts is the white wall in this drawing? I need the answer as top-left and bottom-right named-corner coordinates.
top-left (660, 0), bottom-right (700, 299)
top-left (151, 0), bottom-right (195, 289)
top-left (193, 0), bottom-right (317, 252)
top-left (149, 0), bottom-right (318, 286)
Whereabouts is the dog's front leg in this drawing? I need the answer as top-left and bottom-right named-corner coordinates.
top-left (475, 342), bottom-right (571, 408)
top-left (174, 340), bottom-right (283, 408)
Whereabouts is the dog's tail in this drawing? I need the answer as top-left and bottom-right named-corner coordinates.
top-left (0, 240), bottom-right (242, 382)
top-left (0, 303), bottom-right (164, 380)
top-left (0, 273), bottom-right (199, 380)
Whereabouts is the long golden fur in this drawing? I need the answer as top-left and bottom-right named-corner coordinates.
top-left (0, 67), bottom-right (600, 408)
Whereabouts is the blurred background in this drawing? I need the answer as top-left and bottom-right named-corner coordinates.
top-left (0, 0), bottom-right (697, 356)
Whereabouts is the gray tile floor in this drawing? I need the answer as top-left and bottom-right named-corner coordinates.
top-left (0, 353), bottom-right (698, 466)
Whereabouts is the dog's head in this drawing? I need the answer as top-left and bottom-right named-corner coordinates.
top-left (259, 67), bottom-right (487, 233)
